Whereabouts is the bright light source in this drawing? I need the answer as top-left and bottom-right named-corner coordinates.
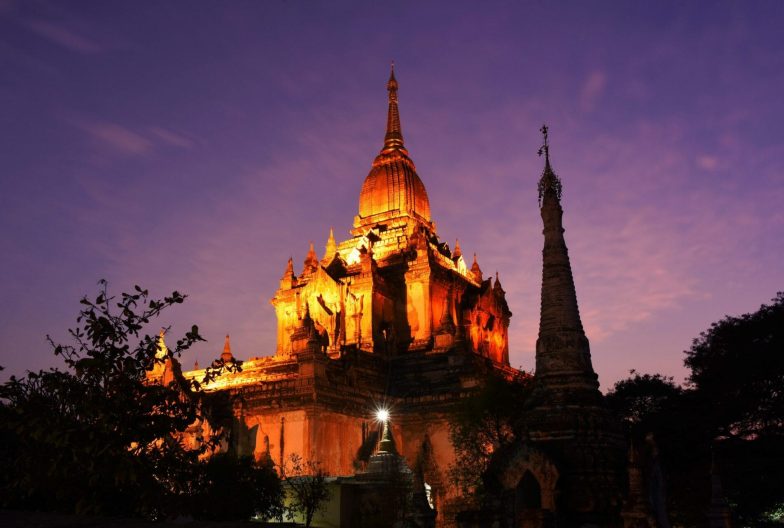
top-left (376, 408), bottom-right (390, 423)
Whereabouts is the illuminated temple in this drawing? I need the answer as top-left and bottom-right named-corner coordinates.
top-left (171, 68), bottom-right (518, 522)
top-left (149, 69), bottom-right (633, 527)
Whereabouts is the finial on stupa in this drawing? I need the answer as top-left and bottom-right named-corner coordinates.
top-left (194, 358), bottom-right (200, 370)
top-left (156, 329), bottom-right (168, 360)
top-left (387, 60), bottom-right (397, 92)
top-left (281, 257), bottom-right (294, 279)
top-left (384, 62), bottom-right (404, 150)
top-left (494, 271), bottom-right (504, 293)
top-left (323, 227), bottom-right (337, 260)
top-left (453, 238), bottom-right (462, 259)
top-left (471, 253), bottom-right (483, 282)
top-left (537, 123), bottom-right (562, 206)
top-left (303, 242), bottom-right (319, 274)
top-left (221, 334), bottom-right (233, 362)
top-left (378, 419), bottom-right (398, 455)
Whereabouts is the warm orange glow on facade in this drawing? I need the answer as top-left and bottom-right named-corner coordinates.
top-left (165, 69), bottom-right (521, 525)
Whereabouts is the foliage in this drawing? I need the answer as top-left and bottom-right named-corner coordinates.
top-left (685, 292), bottom-right (784, 439)
top-left (447, 371), bottom-right (532, 506)
top-left (684, 292), bottom-right (784, 525)
top-left (605, 371), bottom-right (682, 427)
top-left (281, 453), bottom-right (331, 528)
top-left (605, 293), bottom-right (784, 526)
top-left (606, 372), bottom-right (711, 526)
top-left (192, 454), bottom-right (283, 521)
top-left (0, 281), bottom-right (281, 520)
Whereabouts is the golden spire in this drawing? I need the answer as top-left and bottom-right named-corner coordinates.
top-left (303, 242), bottom-right (319, 275)
top-left (377, 419), bottom-right (398, 455)
top-left (323, 227), bottom-right (337, 260)
top-left (281, 257), bottom-right (294, 280)
top-left (384, 62), bottom-right (404, 150)
top-left (155, 329), bottom-right (168, 360)
top-left (221, 334), bottom-right (233, 362)
top-left (453, 239), bottom-right (462, 259)
top-left (471, 253), bottom-right (483, 282)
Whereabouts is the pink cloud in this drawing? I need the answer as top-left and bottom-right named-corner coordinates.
top-left (26, 19), bottom-right (102, 54)
top-left (74, 120), bottom-right (152, 155)
top-left (149, 127), bottom-right (195, 149)
top-left (580, 71), bottom-right (607, 112)
top-left (696, 154), bottom-right (719, 171)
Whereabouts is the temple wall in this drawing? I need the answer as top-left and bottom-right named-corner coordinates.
top-left (306, 410), bottom-right (367, 476)
top-left (242, 409), bottom-right (307, 468)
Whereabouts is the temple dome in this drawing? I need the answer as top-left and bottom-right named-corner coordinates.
top-left (356, 66), bottom-right (431, 226)
top-left (358, 150), bottom-right (431, 222)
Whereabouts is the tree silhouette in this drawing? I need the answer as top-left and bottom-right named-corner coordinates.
top-left (0, 281), bottom-right (281, 520)
top-left (281, 453), bottom-right (331, 528)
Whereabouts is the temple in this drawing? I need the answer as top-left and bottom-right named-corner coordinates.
top-left (146, 70), bottom-right (639, 527)
top-left (459, 126), bottom-right (626, 528)
top-left (163, 67), bottom-right (518, 524)
top-left (270, 67), bottom-right (510, 363)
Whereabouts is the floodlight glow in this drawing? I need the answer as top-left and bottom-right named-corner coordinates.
top-left (376, 408), bottom-right (390, 423)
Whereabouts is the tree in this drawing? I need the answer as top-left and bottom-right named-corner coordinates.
top-left (281, 453), bottom-right (331, 528)
top-left (193, 454), bottom-right (283, 521)
top-left (447, 371), bottom-right (532, 506)
top-left (605, 293), bottom-right (784, 526)
top-left (606, 372), bottom-right (710, 526)
top-left (684, 292), bottom-right (784, 525)
top-left (605, 371), bottom-right (682, 427)
top-left (685, 292), bottom-right (784, 439)
top-left (0, 281), bottom-right (281, 520)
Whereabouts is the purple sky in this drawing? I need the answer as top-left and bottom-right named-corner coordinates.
top-left (1, 1), bottom-right (783, 390)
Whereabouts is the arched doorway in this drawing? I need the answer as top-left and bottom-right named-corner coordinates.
top-left (517, 470), bottom-right (542, 509)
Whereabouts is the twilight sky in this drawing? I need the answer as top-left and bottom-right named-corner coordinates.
top-left (1, 1), bottom-right (782, 390)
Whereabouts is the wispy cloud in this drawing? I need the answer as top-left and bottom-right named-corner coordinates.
top-left (579, 70), bottom-right (607, 113)
top-left (73, 119), bottom-right (152, 155)
top-left (67, 118), bottom-right (197, 157)
top-left (149, 127), bottom-right (195, 149)
top-left (26, 19), bottom-right (102, 54)
top-left (696, 154), bottom-right (719, 171)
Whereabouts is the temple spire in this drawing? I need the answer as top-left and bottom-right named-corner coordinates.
top-left (471, 253), bottom-right (483, 282)
top-left (494, 271), bottom-right (504, 293)
top-left (537, 124), bottom-right (562, 207)
top-left (383, 62), bottom-right (404, 150)
top-left (323, 227), bottom-right (337, 261)
top-left (377, 420), bottom-right (398, 455)
top-left (453, 239), bottom-right (462, 259)
top-left (281, 257), bottom-right (294, 280)
top-left (155, 329), bottom-right (168, 361)
top-left (535, 125), bottom-right (597, 390)
top-left (302, 242), bottom-right (319, 276)
top-left (221, 334), bottom-right (233, 362)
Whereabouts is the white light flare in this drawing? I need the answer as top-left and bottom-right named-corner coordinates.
top-left (375, 408), bottom-right (390, 423)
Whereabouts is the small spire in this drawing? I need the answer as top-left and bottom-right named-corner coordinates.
top-left (221, 334), bottom-right (233, 362)
top-left (377, 420), bottom-right (398, 455)
top-left (384, 62), bottom-right (404, 150)
top-left (537, 124), bottom-right (562, 206)
top-left (323, 227), bottom-right (337, 260)
top-left (156, 329), bottom-right (168, 360)
top-left (281, 257), bottom-right (294, 280)
top-left (194, 358), bottom-right (200, 370)
top-left (303, 242), bottom-right (319, 275)
top-left (453, 238), bottom-right (462, 259)
top-left (494, 271), bottom-right (504, 293)
top-left (471, 253), bottom-right (483, 282)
